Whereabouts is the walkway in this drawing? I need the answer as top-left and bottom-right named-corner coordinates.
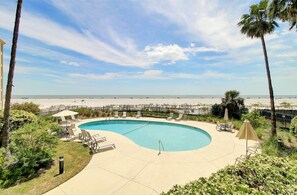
top-left (46, 118), bottom-right (254, 195)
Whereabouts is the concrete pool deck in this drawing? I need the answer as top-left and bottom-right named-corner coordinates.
top-left (46, 117), bottom-right (256, 195)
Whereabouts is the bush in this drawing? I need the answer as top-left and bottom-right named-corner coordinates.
top-left (211, 104), bottom-right (223, 118)
top-left (0, 120), bottom-right (57, 188)
top-left (290, 115), bottom-right (297, 134)
top-left (11, 102), bottom-right (41, 115)
top-left (163, 155), bottom-right (297, 194)
top-left (0, 110), bottom-right (37, 132)
top-left (211, 90), bottom-right (248, 120)
top-left (261, 136), bottom-right (280, 156)
top-left (222, 90), bottom-right (248, 120)
top-left (241, 109), bottom-right (267, 128)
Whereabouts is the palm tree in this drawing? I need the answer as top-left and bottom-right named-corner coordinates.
top-left (238, 0), bottom-right (278, 136)
top-left (1, 0), bottom-right (23, 148)
top-left (222, 90), bottom-right (246, 120)
top-left (268, 0), bottom-right (297, 30)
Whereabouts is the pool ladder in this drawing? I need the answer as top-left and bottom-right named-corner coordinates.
top-left (106, 117), bottom-right (111, 123)
top-left (158, 140), bottom-right (164, 155)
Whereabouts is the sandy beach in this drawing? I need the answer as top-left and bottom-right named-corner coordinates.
top-left (11, 97), bottom-right (297, 109)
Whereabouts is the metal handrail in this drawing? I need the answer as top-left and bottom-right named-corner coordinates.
top-left (158, 140), bottom-right (164, 155)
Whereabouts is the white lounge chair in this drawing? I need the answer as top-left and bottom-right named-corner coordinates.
top-left (114, 111), bottom-right (119, 118)
top-left (167, 113), bottom-right (173, 120)
top-left (122, 111), bottom-right (127, 118)
top-left (216, 121), bottom-right (224, 131)
top-left (66, 128), bottom-right (81, 142)
top-left (86, 131), bottom-right (106, 143)
top-left (225, 122), bottom-right (234, 133)
top-left (136, 111), bottom-right (141, 118)
top-left (248, 143), bottom-right (260, 154)
top-left (70, 115), bottom-right (79, 122)
top-left (90, 140), bottom-right (116, 153)
top-left (175, 113), bottom-right (183, 121)
top-left (234, 154), bottom-right (249, 165)
top-left (79, 129), bottom-right (88, 142)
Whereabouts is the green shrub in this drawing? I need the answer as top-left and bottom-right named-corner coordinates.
top-left (211, 103), bottom-right (223, 118)
top-left (11, 102), bottom-right (41, 115)
top-left (222, 90), bottom-right (248, 120)
top-left (163, 155), bottom-right (297, 194)
top-left (255, 128), bottom-right (263, 139)
top-left (0, 121), bottom-right (57, 188)
top-left (0, 110), bottom-right (37, 132)
top-left (211, 91), bottom-right (248, 120)
top-left (73, 108), bottom-right (93, 118)
top-left (287, 133), bottom-right (292, 143)
top-left (261, 136), bottom-right (280, 156)
top-left (290, 115), bottom-right (297, 134)
top-left (241, 109), bottom-right (267, 128)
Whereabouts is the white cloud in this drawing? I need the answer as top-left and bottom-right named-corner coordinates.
top-left (60, 60), bottom-right (80, 67)
top-left (68, 70), bottom-right (232, 81)
top-left (136, 0), bottom-right (255, 50)
top-left (275, 52), bottom-right (297, 58)
top-left (69, 73), bottom-right (121, 80)
top-left (143, 44), bottom-right (188, 64)
top-left (14, 66), bottom-right (42, 74)
top-left (12, 65), bottom-right (63, 79)
top-left (0, 7), bottom-right (150, 68)
top-left (143, 44), bottom-right (218, 64)
top-left (169, 71), bottom-right (232, 80)
top-left (143, 70), bottom-right (163, 75)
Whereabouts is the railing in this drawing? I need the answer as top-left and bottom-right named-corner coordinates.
top-left (158, 140), bottom-right (164, 155)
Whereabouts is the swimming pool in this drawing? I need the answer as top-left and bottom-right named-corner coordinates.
top-left (79, 120), bottom-right (211, 152)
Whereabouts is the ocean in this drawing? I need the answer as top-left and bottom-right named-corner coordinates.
top-left (12, 95), bottom-right (297, 99)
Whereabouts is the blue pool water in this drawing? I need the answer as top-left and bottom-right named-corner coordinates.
top-left (79, 120), bottom-right (211, 151)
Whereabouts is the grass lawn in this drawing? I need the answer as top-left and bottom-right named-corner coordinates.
top-left (0, 140), bottom-right (92, 195)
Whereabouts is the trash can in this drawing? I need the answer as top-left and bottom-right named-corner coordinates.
top-left (59, 156), bottom-right (64, 174)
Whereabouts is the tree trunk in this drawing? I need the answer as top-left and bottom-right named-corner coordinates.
top-left (1, 0), bottom-right (23, 148)
top-left (260, 35), bottom-right (277, 137)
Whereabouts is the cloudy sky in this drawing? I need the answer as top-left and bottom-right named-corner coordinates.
top-left (0, 0), bottom-right (296, 95)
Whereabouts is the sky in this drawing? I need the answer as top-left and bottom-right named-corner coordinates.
top-left (0, 0), bottom-right (296, 95)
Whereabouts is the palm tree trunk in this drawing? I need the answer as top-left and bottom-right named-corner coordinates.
top-left (1, 0), bottom-right (23, 148)
top-left (260, 35), bottom-right (277, 137)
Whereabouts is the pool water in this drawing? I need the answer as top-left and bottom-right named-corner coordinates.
top-left (79, 120), bottom-right (211, 151)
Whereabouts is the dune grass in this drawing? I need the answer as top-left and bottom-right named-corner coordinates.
top-left (0, 140), bottom-right (92, 195)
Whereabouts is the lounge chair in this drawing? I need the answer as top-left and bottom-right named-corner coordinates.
top-left (70, 115), bottom-right (79, 122)
top-left (79, 129), bottom-right (89, 142)
top-left (122, 111), bottom-right (127, 118)
top-left (167, 113), bottom-right (173, 120)
top-left (66, 128), bottom-right (81, 141)
top-left (85, 131), bottom-right (106, 143)
top-left (114, 111), bottom-right (119, 118)
top-left (234, 154), bottom-right (250, 165)
top-left (135, 111), bottom-right (141, 118)
top-left (90, 140), bottom-right (116, 153)
top-left (225, 122), bottom-right (234, 133)
top-left (234, 144), bottom-right (260, 165)
top-left (216, 121), bottom-right (223, 131)
top-left (175, 113), bottom-right (183, 121)
top-left (248, 143), bottom-right (260, 154)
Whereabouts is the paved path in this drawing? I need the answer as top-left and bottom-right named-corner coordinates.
top-left (46, 118), bottom-right (254, 195)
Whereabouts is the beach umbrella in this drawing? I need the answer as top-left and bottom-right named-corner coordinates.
top-left (52, 110), bottom-right (78, 118)
top-left (236, 119), bottom-right (259, 156)
top-left (53, 110), bottom-right (78, 122)
top-left (224, 108), bottom-right (229, 121)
